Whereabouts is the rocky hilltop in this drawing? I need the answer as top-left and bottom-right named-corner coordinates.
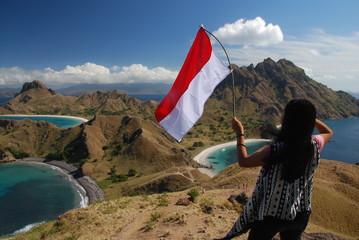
top-left (210, 58), bottom-right (359, 122)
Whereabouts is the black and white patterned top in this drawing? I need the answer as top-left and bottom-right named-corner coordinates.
top-left (224, 138), bottom-right (320, 239)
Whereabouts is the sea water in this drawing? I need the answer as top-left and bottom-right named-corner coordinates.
top-left (318, 118), bottom-right (359, 164)
top-left (208, 141), bottom-right (268, 174)
top-left (208, 118), bottom-right (359, 174)
top-left (0, 116), bottom-right (83, 128)
top-left (0, 163), bottom-right (83, 237)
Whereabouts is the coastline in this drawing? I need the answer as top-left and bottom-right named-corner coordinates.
top-left (194, 139), bottom-right (271, 177)
top-left (17, 158), bottom-right (104, 205)
top-left (0, 114), bottom-right (89, 123)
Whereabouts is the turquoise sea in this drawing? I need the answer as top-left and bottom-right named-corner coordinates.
top-left (208, 118), bottom-right (359, 174)
top-left (0, 163), bottom-right (85, 237)
top-left (208, 141), bottom-right (269, 174)
top-left (0, 116), bottom-right (84, 128)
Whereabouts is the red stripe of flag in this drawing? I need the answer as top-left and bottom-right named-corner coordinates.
top-left (154, 28), bottom-right (212, 122)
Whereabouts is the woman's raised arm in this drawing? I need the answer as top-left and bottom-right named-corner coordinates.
top-left (232, 117), bottom-right (270, 168)
top-left (315, 119), bottom-right (334, 145)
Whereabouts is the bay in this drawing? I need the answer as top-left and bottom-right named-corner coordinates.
top-left (208, 141), bottom-right (268, 174)
top-left (0, 163), bottom-right (83, 237)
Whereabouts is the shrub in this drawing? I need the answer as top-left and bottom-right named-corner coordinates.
top-left (5, 147), bottom-right (29, 159)
top-left (102, 145), bottom-right (108, 150)
top-left (187, 188), bottom-right (200, 202)
top-left (235, 192), bottom-right (249, 205)
top-left (127, 169), bottom-right (137, 177)
top-left (157, 194), bottom-right (169, 207)
top-left (97, 179), bottom-right (111, 189)
top-left (192, 141), bottom-right (204, 147)
top-left (110, 174), bottom-right (128, 183)
top-left (145, 212), bottom-right (163, 231)
top-left (200, 198), bottom-right (215, 214)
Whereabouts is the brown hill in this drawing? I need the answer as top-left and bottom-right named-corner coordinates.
top-left (210, 58), bottom-right (359, 122)
top-left (0, 118), bottom-right (80, 156)
top-left (80, 114), bottom-right (209, 197)
top-left (0, 80), bottom-right (156, 118)
top-left (0, 115), bottom-right (209, 199)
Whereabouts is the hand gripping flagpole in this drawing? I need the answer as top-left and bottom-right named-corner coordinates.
top-left (201, 26), bottom-right (236, 117)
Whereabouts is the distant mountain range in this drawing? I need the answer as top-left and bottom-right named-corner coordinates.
top-left (1, 75), bottom-right (358, 99)
top-left (0, 82), bottom-right (171, 98)
top-left (56, 82), bottom-right (171, 96)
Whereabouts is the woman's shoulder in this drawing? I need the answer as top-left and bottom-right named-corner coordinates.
top-left (312, 135), bottom-right (325, 152)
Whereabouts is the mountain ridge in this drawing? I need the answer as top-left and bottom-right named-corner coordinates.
top-left (211, 58), bottom-right (359, 122)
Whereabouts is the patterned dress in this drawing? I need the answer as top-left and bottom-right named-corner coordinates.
top-left (223, 139), bottom-right (320, 239)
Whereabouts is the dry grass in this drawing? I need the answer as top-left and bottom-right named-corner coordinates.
top-left (8, 159), bottom-right (359, 240)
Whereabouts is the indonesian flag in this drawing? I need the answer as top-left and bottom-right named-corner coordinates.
top-left (154, 27), bottom-right (231, 142)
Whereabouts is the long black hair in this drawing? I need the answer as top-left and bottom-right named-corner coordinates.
top-left (269, 99), bottom-right (317, 182)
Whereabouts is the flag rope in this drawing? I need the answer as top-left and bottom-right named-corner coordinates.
top-left (202, 27), bottom-right (236, 117)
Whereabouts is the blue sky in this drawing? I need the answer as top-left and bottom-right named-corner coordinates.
top-left (1, 0), bottom-right (358, 92)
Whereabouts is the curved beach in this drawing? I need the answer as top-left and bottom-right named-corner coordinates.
top-left (194, 139), bottom-right (271, 177)
top-left (0, 114), bottom-right (89, 123)
top-left (18, 158), bottom-right (104, 205)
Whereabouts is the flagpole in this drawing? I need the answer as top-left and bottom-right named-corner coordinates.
top-left (202, 26), bottom-right (236, 117)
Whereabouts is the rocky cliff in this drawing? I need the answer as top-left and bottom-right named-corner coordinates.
top-left (210, 58), bottom-right (359, 122)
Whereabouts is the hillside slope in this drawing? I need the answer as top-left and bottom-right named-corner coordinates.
top-left (0, 114), bottom-right (210, 198)
top-left (8, 159), bottom-right (358, 240)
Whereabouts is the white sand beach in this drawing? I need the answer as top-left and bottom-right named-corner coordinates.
top-left (194, 139), bottom-right (271, 177)
top-left (0, 114), bottom-right (89, 122)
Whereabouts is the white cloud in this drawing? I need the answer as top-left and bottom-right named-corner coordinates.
top-left (61, 62), bottom-right (110, 75)
top-left (221, 29), bottom-right (359, 92)
top-left (115, 64), bottom-right (177, 83)
top-left (212, 17), bottom-right (284, 46)
top-left (0, 63), bottom-right (178, 88)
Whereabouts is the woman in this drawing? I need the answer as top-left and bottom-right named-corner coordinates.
top-left (219, 99), bottom-right (333, 240)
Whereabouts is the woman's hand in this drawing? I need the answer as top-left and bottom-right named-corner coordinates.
top-left (232, 117), bottom-right (245, 135)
